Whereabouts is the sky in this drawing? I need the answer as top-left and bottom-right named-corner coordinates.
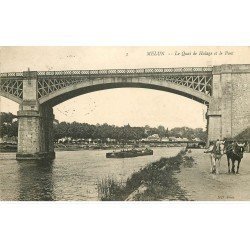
top-left (0, 46), bottom-right (249, 129)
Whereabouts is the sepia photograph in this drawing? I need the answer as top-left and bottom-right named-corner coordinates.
top-left (1, 1), bottom-right (250, 250)
top-left (0, 46), bottom-right (249, 201)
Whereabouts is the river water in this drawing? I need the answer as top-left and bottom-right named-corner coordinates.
top-left (0, 147), bottom-right (181, 201)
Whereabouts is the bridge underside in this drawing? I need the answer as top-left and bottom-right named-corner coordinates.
top-left (40, 81), bottom-right (211, 107)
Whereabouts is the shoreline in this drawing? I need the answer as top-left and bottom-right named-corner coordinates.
top-left (98, 149), bottom-right (250, 201)
top-left (0, 144), bottom-right (185, 153)
top-left (98, 149), bottom-right (194, 201)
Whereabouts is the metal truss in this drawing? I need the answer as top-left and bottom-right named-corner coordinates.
top-left (0, 67), bottom-right (213, 102)
top-left (151, 75), bottom-right (212, 96)
top-left (0, 77), bottom-right (23, 100)
top-left (37, 77), bottom-right (89, 98)
top-left (37, 74), bottom-right (212, 99)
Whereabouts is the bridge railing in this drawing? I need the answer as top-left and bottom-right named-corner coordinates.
top-left (0, 72), bottom-right (23, 77)
top-left (0, 67), bottom-right (213, 78)
top-left (36, 67), bottom-right (213, 76)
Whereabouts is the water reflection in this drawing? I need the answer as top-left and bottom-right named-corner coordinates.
top-left (17, 159), bottom-right (55, 201)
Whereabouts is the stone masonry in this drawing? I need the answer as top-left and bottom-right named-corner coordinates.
top-left (207, 64), bottom-right (250, 141)
top-left (16, 72), bottom-right (55, 160)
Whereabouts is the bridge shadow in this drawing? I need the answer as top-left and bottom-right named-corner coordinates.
top-left (17, 159), bottom-right (55, 201)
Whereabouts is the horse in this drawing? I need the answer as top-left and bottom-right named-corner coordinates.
top-left (225, 142), bottom-right (245, 174)
top-left (204, 140), bottom-right (225, 174)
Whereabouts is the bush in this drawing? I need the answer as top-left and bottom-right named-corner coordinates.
top-left (97, 150), bottom-right (193, 201)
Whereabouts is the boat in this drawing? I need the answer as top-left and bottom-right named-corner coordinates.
top-left (106, 148), bottom-right (153, 158)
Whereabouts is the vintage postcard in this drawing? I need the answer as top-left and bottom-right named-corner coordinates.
top-left (0, 46), bottom-right (249, 201)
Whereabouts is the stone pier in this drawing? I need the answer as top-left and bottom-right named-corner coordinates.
top-left (16, 71), bottom-right (55, 160)
top-left (16, 104), bottom-right (55, 160)
top-left (207, 64), bottom-right (250, 142)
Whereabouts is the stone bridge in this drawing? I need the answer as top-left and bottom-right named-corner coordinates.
top-left (0, 64), bottom-right (249, 160)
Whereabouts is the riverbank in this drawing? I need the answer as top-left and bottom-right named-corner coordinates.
top-left (176, 149), bottom-right (250, 200)
top-left (98, 149), bottom-right (250, 201)
top-left (0, 141), bottom-right (203, 153)
top-left (98, 149), bottom-right (194, 201)
top-left (54, 143), bottom-right (185, 151)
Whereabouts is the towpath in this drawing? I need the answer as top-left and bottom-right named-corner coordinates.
top-left (176, 149), bottom-right (250, 201)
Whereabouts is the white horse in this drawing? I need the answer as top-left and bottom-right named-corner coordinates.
top-left (204, 141), bottom-right (225, 174)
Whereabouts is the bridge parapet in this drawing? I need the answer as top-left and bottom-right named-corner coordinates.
top-left (36, 66), bottom-right (212, 77)
top-left (0, 66), bottom-right (212, 78)
top-left (0, 72), bottom-right (23, 78)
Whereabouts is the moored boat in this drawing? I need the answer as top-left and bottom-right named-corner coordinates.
top-left (106, 148), bottom-right (153, 158)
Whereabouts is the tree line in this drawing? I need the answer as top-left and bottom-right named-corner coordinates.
top-left (0, 112), bottom-right (207, 141)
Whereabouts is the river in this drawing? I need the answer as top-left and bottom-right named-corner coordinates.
top-left (0, 147), bottom-right (181, 201)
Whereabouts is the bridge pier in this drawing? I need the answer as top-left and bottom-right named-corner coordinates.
top-left (16, 104), bottom-right (55, 160)
top-left (207, 64), bottom-right (250, 142)
top-left (16, 71), bottom-right (55, 160)
top-left (207, 101), bottom-right (222, 142)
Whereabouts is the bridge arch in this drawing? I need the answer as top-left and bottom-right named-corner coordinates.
top-left (38, 77), bottom-right (212, 106)
top-left (0, 91), bottom-right (22, 104)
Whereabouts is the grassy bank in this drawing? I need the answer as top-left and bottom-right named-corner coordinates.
top-left (97, 150), bottom-right (194, 201)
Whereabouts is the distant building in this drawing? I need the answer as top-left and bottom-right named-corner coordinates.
top-left (169, 136), bottom-right (178, 141)
top-left (169, 136), bottom-right (190, 142)
top-left (161, 137), bottom-right (169, 142)
top-left (146, 134), bottom-right (161, 142)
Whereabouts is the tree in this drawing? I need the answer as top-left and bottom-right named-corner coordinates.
top-left (157, 125), bottom-right (166, 138)
top-left (0, 112), bottom-right (18, 138)
top-left (3, 112), bottom-right (207, 142)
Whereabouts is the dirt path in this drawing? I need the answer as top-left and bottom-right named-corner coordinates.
top-left (176, 149), bottom-right (250, 201)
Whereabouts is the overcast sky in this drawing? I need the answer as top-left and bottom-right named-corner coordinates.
top-left (0, 47), bottom-right (249, 129)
